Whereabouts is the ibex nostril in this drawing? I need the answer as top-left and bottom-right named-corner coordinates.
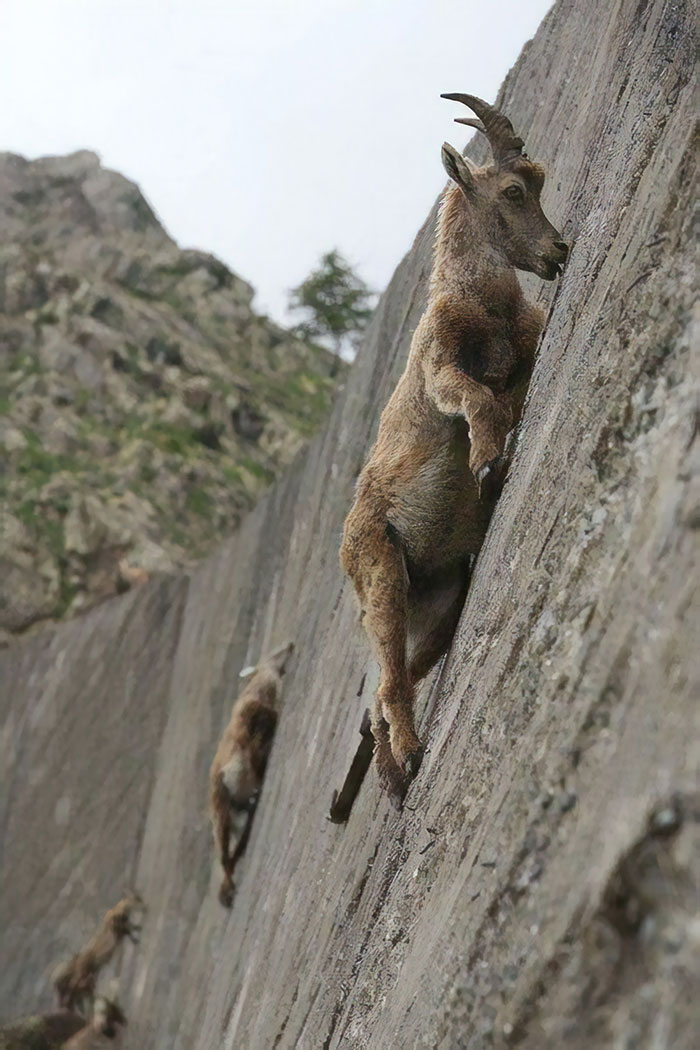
top-left (554, 240), bottom-right (569, 256)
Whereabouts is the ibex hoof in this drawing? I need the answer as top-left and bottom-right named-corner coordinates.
top-left (477, 456), bottom-right (508, 503)
top-left (218, 881), bottom-right (235, 909)
top-left (387, 782), bottom-right (406, 812)
top-left (402, 747), bottom-right (424, 781)
top-left (376, 751), bottom-right (408, 810)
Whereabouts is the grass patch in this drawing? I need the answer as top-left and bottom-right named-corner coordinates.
top-left (221, 463), bottom-right (242, 484)
top-left (15, 499), bottom-right (65, 559)
top-left (55, 577), bottom-right (78, 619)
top-left (15, 433), bottom-right (83, 485)
top-left (185, 486), bottom-right (214, 517)
top-left (144, 421), bottom-right (197, 457)
top-left (239, 457), bottom-right (274, 483)
top-left (14, 352), bottom-right (42, 376)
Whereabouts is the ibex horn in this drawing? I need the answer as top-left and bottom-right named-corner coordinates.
top-left (440, 93), bottom-right (524, 168)
top-left (454, 118), bottom-right (486, 133)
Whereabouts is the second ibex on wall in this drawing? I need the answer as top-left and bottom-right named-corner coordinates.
top-left (341, 94), bottom-right (568, 807)
top-left (209, 642), bottom-right (294, 907)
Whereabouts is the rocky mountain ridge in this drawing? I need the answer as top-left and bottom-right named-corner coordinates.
top-left (0, 0), bottom-right (697, 1046)
top-left (0, 149), bottom-right (343, 637)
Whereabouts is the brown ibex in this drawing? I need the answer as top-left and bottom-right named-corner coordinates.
top-left (61, 997), bottom-right (126, 1049)
top-left (340, 94), bottom-right (568, 807)
top-left (0, 998), bottom-right (125, 1050)
top-left (0, 1010), bottom-right (86, 1049)
top-left (52, 895), bottom-right (144, 1013)
top-left (209, 642), bottom-right (294, 907)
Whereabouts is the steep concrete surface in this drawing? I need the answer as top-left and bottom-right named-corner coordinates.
top-left (1, 0), bottom-right (697, 1046)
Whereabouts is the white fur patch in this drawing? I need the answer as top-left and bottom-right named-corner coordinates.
top-left (220, 753), bottom-right (247, 797)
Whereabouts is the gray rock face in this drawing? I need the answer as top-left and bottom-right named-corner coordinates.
top-left (0, 0), bottom-right (697, 1046)
top-left (0, 150), bottom-right (343, 634)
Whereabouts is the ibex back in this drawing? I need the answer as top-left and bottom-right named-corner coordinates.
top-left (340, 94), bottom-right (568, 807)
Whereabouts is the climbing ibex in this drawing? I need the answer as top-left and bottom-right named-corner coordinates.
top-left (0, 1010), bottom-right (86, 1049)
top-left (61, 997), bottom-right (126, 1049)
top-left (0, 998), bottom-right (125, 1050)
top-left (52, 895), bottom-right (144, 1012)
top-left (209, 642), bottom-right (294, 907)
top-left (340, 94), bottom-right (568, 806)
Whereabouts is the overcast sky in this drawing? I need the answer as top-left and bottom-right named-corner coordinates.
top-left (1, 0), bottom-right (551, 323)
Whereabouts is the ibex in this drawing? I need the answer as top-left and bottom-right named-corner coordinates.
top-left (209, 642), bottom-right (294, 907)
top-left (0, 998), bottom-right (125, 1050)
top-left (0, 1010), bottom-right (85, 1049)
top-left (340, 94), bottom-right (568, 807)
top-left (52, 895), bottom-right (144, 1013)
top-left (61, 997), bottom-right (126, 1049)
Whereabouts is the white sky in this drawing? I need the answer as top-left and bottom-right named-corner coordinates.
top-left (1, 0), bottom-right (552, 323)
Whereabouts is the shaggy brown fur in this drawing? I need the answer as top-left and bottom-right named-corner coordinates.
top-left (340, 94), bottom-right (568, 807)
top-left (0, 999), bottom-right (126, 1050)
top-left (61, 998), bottom-right (126, 1049)
top-left (209, 643), bottom-right (294, 907)
top-left (0, 1010), bottom-right (85, 1049)
top-left (51, 896), bottom-right (144, 1013)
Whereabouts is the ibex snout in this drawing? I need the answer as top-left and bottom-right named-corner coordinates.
top-left (540, 236), bottom-right (569, 280)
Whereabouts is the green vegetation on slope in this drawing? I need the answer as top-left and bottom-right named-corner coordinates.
top-left (0, 150), bottom-right (347, 635)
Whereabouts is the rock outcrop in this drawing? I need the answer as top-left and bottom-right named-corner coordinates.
top-left (0, 151), bottom-right (342, 635)
top-left (0, 0), bottom-right (697, 1046)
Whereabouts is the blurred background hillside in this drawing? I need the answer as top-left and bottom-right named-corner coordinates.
top-left (0, 149), bottom-right (342, 636)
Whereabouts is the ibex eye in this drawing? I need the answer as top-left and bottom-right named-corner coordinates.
top-left (504, 185), bottom-right (524, 201)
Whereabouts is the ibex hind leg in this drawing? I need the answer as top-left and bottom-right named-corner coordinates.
top-left (357, 524), bottom-right (424, 786)
top-left (407, 566), bottom-right (471, 684)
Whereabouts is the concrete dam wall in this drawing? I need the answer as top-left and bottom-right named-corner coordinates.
top-left (1, 0), bottom-right (697, 1046)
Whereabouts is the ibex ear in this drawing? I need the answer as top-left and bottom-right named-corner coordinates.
top-left (441, 143), bottom-right (476, 194)
top-left (268, 641), bottom-right (294, 675)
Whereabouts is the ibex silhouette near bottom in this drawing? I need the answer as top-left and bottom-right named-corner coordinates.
top-left (341, 93), bottom-right (568, 807)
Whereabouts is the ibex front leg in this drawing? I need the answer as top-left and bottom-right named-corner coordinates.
top-left (423, 318), bottom-right (513, 485)
top-left (427, 360), bottom-right (512, 477)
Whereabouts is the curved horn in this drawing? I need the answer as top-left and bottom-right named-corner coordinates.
top-left (454, 118), bottom-right (486, 133)
top-left (441, 93), bottom-right (524, 168)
